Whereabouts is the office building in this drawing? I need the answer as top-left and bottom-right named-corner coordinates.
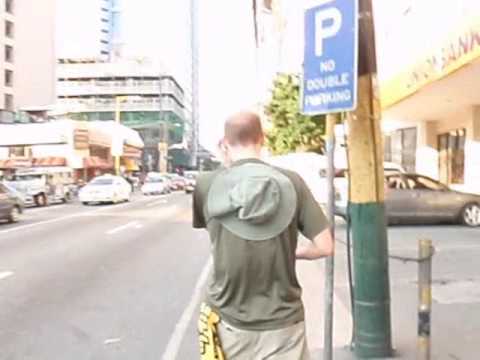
top-left (56, 59), bottom-right (186, 172)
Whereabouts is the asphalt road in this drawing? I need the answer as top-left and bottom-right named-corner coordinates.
top-left (0, 193), bottom-right (210, 360)
top-left (0, 194), bottom-right (478, 359)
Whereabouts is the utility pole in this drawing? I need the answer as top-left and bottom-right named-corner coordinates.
top-left (347, 0), bottom-right (393, 357)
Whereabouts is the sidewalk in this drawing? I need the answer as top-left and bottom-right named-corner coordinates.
top-left (297, 232), bottom-right (480, 360)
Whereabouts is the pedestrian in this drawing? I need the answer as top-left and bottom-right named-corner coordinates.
top-left (193, 111), bottom-right (334, 359)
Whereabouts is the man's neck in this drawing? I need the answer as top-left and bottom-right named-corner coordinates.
top-left (228, 146), bottom-right (261, 163)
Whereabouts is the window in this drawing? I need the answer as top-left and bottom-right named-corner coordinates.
top-left (5, 44), bottom-right (13, 62)
top-left (5, 20), bottom-right (13, 38)
top-left (5, 0), bottom-right (13, 14)
top-left (409, 176), bottom-right (447, 191)
top-left (390, 127), bottom-right (417, 173)
top-left (386, 175), bottom-right (408, 190)
top-left (9, 146), bottom-right (25, 157)
top-left (4, 69), bottom-right (12, 87)
top-left (438, 129), bottom-right (466, 185)
top-left (4, 94), bottom-right (13, 111)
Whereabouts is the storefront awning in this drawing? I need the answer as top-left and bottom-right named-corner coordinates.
top-left (83, 156), bottom-right (113, 169)
top-left (123, 145), bottom-right (142, 159)
top-left (0, 158), bottom-right (32, 169)
top-left (33, 157), bottom-right (67, 167)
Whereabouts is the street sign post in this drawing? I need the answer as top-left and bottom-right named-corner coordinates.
top-left (302, 0), bottom-right (358, 115)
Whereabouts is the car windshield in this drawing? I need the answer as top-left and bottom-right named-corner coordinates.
top-left (90, 178), bottom-right (114, 186)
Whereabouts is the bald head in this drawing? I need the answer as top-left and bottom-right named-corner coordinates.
top-left (224, 111), bottom-right (264, 147)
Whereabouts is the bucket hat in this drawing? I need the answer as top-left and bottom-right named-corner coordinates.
top-left (207, 162), bottom-right (297, 241)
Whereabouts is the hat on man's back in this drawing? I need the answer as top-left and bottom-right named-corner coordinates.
top-left (207, 163), bottom-right (297, 241)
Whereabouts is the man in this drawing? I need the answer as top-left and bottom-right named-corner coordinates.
top-left (193, 111), bottom-right (334, 359)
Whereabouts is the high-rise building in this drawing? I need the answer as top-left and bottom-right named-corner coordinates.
top-left (56, 60), bottom-right (187, 172)
top-left (56, 0), bottom-right (119, 62)
top-left (120, 0), bottom-right (196, 163)
top-left (0, 0), bottom-right (56, 123)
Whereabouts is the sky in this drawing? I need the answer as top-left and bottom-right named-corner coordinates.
top-left (198, 0), bottom-right (257, 152)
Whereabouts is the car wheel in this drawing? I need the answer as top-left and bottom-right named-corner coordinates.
top-left (461, 203), bottom-right (480, 227)
top-left (35, 194), bottom-right (48, 207)
top-left (8, 206), bottom-right (21, 223)
top-left (63, 192), bottom-right (71, 203)
top-left (82, 201), bottom-right (90, 206)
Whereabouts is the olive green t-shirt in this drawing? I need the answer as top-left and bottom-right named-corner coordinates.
top-left (193, 158), bottom-right (329, 331)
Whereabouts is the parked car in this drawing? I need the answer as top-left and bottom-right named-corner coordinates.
top-left (0, 182), bottom-right (24, 223)
top-left (184, 173), bottom-right (197, 194)
top-left (5, 167), bottom-right (74, 207)
top-left (79, 175), bottom-right (131, 205)
top-left (332, 162), bottom-right (406, 206)
top-left (336, 173), bottom-right (480, 227)
top-left (141, 175), bottom-right (169, 195)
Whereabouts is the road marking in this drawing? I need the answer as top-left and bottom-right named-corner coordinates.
top-left (0, 198), bottom-right (150, 236)
top-left (146, 198), bottom-right (168, 207)
top-left (106, 221), bottom-right (139, 235)
top-left (161, 257), bottom-right (212, 360)
top-left (104, 338), bottom-right (122, 345)
top-left (0, 271), bottom-right (14, 280)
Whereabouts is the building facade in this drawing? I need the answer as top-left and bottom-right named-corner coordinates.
top-left (0, 120), bottom-right (143, 181)
top-left (56, 60), bottom-right (187, 172)
top-left (379, 1), bottom-right (480, 194)
top-left (0, 0), bottom-right (56, 122)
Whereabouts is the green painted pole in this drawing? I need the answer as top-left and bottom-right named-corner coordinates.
top-left (346, 0), bottom-right (393, 357)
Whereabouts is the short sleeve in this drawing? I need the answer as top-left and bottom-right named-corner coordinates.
top-left (297, 175), bottom-right (329, 240)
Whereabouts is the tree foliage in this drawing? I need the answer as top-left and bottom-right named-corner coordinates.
top-left (265, 73), bottom-right (326, 155)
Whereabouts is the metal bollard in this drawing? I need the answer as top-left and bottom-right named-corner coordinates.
top-left (417, 239), bottom-right (434, 360)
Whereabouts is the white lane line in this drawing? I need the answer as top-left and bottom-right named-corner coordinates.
top-left (0, 271), bottom-right (14, 280)
top-left (106, 221), bottom-right (139, 235)
top-left (161, 257), bottom-right (212, 360)
top-left (0, 198), bottom-right (151, 236)
top-left (146, 199), bottom-right (168, 207)
top-left (104, 338), bottom-right (122, 345)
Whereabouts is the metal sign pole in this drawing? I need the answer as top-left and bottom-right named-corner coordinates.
top-left (324, 113), bottom-right (337, 360)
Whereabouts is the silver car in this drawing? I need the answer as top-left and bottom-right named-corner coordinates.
top-left (336, 174), bottom-right (480, 227)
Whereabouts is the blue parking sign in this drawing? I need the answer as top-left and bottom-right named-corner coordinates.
top-left (302, 0), bottom-right (358, 115)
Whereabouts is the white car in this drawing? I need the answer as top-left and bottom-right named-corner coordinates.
top-left (79, 175), bottom-right (131, 205)
top-left (141, 176), bottom-right (169, 195)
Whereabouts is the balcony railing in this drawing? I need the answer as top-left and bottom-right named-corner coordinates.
top-left (58, 98), bottom-right (185, 118)
top-left (57, 80), bottom-right (184, 101)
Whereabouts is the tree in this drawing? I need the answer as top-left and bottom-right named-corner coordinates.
top-left (265, 73), bottom-right (326, 155)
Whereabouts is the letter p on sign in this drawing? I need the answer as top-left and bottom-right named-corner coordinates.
top-left (315, 7), bottom-right (342, 57)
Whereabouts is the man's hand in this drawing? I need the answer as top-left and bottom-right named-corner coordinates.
top-left (296, 228), bottom-right (334, 260)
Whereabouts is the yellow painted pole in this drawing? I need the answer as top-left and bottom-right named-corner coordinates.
top-left (417, 239), bottom-right (433, 360)
top-left (114, 97), bottom-right (122, 176)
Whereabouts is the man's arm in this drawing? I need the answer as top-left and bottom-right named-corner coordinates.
top-left (296, 228), bottom-right (334, 260)
top-left (294, 173), bottom-right (335, 260)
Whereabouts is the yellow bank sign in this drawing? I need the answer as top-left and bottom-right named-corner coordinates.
top-left (381, 18), bottom-right (480, 109)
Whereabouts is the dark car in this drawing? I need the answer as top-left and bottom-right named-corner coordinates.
top-left (0, 183), bottom-right (24, 223)
top-left (336, 174), bottom-right (480, 227)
